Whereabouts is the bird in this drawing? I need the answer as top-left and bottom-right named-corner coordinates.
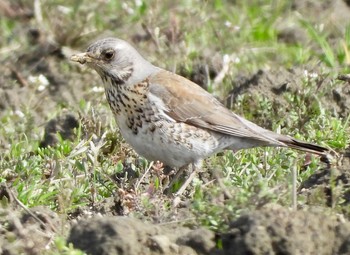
top-left (71, 37), bottom-right (330, 195)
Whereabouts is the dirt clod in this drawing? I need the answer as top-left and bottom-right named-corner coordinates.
top-left (39, 112), bottom-right (79, 147)
top-left (67, 205), bottom-right (350, 255)
top-left (0, 206), bottom-right (60, 255)
top-left (67, 216), bottom-right (196, 255)
top-left (222, 205), bottom-right (350, 255)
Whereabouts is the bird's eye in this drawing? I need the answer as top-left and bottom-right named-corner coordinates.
top-left (103, 50), bottom-right (115, 61)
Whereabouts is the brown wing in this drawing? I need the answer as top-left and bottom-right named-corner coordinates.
top-left (148, 70), bottom-right (284, 146)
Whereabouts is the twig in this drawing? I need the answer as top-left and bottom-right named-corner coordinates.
top-left (291, 165), bottom-right (297, 211)
top-left (9, 65), bottom-right (29, 87)
top-left (7, 184), bottom-right (54, 231)
top-left (34, 0), bottom-right (43, 24)
top-left (141, 23), bottom-right (160, 49)
top-left (135, 161), bottom-right (154, 192)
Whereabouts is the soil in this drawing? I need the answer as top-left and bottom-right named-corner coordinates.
top-left (66, 205), bottom-right (350, 255)
top-left (1, 0), bottom-right (350, 255)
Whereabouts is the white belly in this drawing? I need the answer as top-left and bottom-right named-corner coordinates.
top-left (115, 115), bottom-right (228, 168)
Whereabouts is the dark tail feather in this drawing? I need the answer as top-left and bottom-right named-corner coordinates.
top-left (280, 138), bottom-right (331, 164)
top-left (282, 138), bottom-right (328, 156)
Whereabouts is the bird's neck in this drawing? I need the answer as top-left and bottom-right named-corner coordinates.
top-left (104, 77), bottom-right (150, 116)
top-left (127, 60), bottom-right (159, 86)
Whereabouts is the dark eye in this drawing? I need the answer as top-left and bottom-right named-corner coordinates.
top-left (102, 49), bottom-right (115, 61)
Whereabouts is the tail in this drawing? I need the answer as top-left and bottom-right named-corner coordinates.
top-left (278, 137), bottom-right (331, 164)
top-left (281, 138), bottom-right (328, 156)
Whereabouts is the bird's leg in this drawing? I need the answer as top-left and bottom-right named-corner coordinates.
top-left (175, 163), bottom-right (198, 197)
top-left (164, 160), bottom-right (202, 196)
top-left (163, 165), bottom-right (188, 195)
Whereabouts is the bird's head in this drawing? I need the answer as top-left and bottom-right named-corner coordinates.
top-left (71, 38), bottom-right (157, 87)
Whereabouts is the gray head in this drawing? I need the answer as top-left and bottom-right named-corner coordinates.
top-left (71, 38), bottom-right (158, 87)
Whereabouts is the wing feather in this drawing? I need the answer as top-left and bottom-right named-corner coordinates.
top-left (148, 70), bottom-right (282, 145)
